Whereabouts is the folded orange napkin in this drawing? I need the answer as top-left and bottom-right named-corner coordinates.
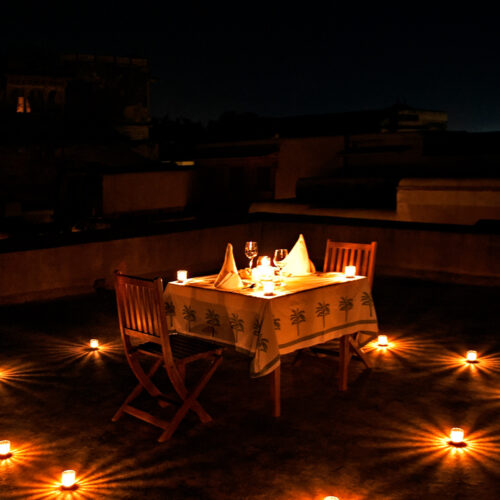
top-left (281, 234), bottom-right (316, 276)
top-left (214, 243), bottom-right (245, 289)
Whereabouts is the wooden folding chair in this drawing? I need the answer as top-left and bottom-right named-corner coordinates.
top-left (312, 241), bottom-right (378, 388)
top-left (112, 272), bottom-right (224, 442)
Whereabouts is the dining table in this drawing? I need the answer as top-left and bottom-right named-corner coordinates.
top-left (163, 271), bottom-right (378, 417)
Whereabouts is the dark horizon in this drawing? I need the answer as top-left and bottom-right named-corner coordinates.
top-left (1, 22), bottom-right (500, 132)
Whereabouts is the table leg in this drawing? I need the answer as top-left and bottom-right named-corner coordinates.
top-left (338, 335), bottom-right (350, 391)
top-left (269, 365), bottom-right (281, 418)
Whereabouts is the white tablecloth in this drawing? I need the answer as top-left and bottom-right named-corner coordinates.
top-left (164, 272), bottom-right (378, 377)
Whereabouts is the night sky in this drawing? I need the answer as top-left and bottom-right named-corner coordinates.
top-left (2, 19), bottom-right (500, 131)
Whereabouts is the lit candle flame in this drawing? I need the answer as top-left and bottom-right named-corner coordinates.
top-left (261, 256), bottom-right (271, 266)
top-left (377, 335), bottom-right (388, 347)
top-left (466, 350), bottom-right (477, 362)
top-left (450, 427), bottom-right (464, 444)
top-left (61, 470), bottom-right (76, 488)
top-left (0, 440), bottom-right (11, 456)
top-left (344, 265), bottom-right (356, 278)
top-left (177, 270), bottom-right (187, 283)
top-left (90, 339), bottom-right (99, 349)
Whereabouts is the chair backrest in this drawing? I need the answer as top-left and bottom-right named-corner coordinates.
top-left (114, 272), bottom-right (168, 345)
top-left (323, 240), bottom-right (377, 289)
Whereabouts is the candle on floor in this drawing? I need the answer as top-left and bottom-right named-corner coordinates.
top-left (450, 427), bottom-right (464, 445)
top-left (344, 265), bottom-right (356, 278)
top-left (466, 350), bottom-right (477, 362)
top-left (177, 270), bottom-right (187, 283)
top-left (0, 440), bottom-right (10, 457)
top-left (90, 339), bottom-right (99, 350)
top-left (262, 280), bottom-right (275, 296)
top-left (61, 470), bottom-right (76, 489)
top-left (377, 335), bottom-right (388, 347)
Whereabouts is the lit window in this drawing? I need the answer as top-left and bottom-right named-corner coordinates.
top-left (16, 96), bottom-right (31, 113)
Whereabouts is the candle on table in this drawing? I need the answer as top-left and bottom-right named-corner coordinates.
top-left (344, 265), bottom-right (356, 278)
top-left (377, 335), bottom-right (388, 347)
top-left (262, 280), bottom-right (275, 296)
top-left (450, 427), bottom-right (464, 445)
top-left (466, 350), bottom-right (477, 362)
top-left (177, 270), bottom-right (188, 283)
top-left (90, 339), bottom-right (99, 350)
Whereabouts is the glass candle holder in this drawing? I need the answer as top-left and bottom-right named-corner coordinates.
top-left (61, 470), bottom-right (76, 488)
top-left (466, 350), bottom-right (477, 362)
top-left (377, 335), bottom-right (388, 347)
top-left (344, 265), bottom-right (356, 278)
top-left (90, 339), bottom-right (99, 349)
top-left (262, 280), bottom-right (275, 296)
top-left (177, 270), bottom-right (187, 283)
top-left (450, 427), bottom-right (464, 444)
top-left (0, 440), bottom-right (10, 456)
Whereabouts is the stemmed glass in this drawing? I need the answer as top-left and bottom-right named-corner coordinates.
top-left (245, 241), bottom-right (258, 270)
top-left (273, 248), bottom-right (288, 283)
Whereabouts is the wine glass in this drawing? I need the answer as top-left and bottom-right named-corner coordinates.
top-left (245, 241), bottom-right (258, 270)
top-left (273, 248), bottom-right (288, 283)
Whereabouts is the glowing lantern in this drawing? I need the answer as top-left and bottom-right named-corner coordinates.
top-left (0, 440), bottom-right (11, 456)
top-left (344, 265), bottom-right (356, 278)
top-left (90, 339), bottom-right (99, 350)
top-left (262, 280), bottom-right (275, 296)
top-left (377, 335), bottom-right (388, 347)
top-left (61, 470), bottom-right (76, 489)
top-left (450, 428), bottom-right (464, 445)
top-left (177, 270), bottom-right (187, 283)
top-left (466, 350), bottom-right (477, 363)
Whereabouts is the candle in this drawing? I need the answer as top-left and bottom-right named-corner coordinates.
top-left (344, 265), bottom-right (356, 278)
top-left (450, 427), bottom-right (464, 445)
top-left (262, 280), bottom-right (275, 296)
top-left (90, 339), bottom-right (99, 350)
top-left (61, 470), bottom-right (76, 489)
top-left (0, 440), bottom-right (10, 456)
top-left (324, 497), bottom-right (340, 500)
top-left (251, 257), bottom-right (275, 282)
top-left (466, 350), bottom-right (477, 363)
top-left (177, 270), bottom-right (187, 283)
top-left (377, 335), bottom-right (388, 347)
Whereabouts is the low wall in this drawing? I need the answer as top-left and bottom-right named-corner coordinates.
top-left (102, 170), bottom-right (194, 215)
top-left (397, 178), bottom-right (500, 225)
top-left (0, 215), bottom-right (498, 304)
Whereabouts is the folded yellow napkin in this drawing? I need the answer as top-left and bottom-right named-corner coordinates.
top-left (214, 243), bottom-right (245, 289)
top-left (281, 234), bottom-right (316, 276)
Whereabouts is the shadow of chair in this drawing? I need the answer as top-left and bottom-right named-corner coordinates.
top-left (112, 271), bottom-right (224, 442)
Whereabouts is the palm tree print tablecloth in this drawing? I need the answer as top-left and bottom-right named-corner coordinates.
top-left (164, 273), bottom-right (378, 378)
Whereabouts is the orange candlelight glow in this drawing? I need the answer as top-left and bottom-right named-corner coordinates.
top-left (90, 339), bottom-right (99, 350)
top-left (324, 496), bottom-right (340, 500)
top-left (177, 270), bottom-right (187, 282)
top-left (61, 469), bottom-right (76, 489)
top-left (344, 265), bottom-right (356, 278)
top-left (450, 427), bottom-right (465, 445)
top-left (0, 440), bottom-right (11, 457)
top-left (262, 280), bottom-right (275, 296)
top-left (466, 350), bottom-right (477, 363)
top-left (377, 335), bottom-right (388, 347)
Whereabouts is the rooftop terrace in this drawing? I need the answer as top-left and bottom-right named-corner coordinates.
top-left (1, 276), bottom-right (499, 499)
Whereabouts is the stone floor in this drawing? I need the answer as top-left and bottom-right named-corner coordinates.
top-left (0, 277), bottom-right (499, 499)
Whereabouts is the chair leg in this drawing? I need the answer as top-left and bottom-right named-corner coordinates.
top-left (112, 357), bottom-right (163, 422)
top-left (338, 335), bottom-right (350, 391)
top-left (269, 365), bottom-right (281, 418)
top-left (158, 355), bottom-right (223, 442)
top-left (348, 335), bottom-right (371, 369)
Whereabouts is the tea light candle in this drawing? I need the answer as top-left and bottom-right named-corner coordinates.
top-left (377, 335), bottom-right (388, 347)
top-left (90, 339), bottom-right (99, 350)
top-left (450, 427), bottom-right (464, 444)
top-left (466, 350), bottom-right (477, 362)
top-left (61, 470), bottom-right (76, 489)
top-left (344, 265), bottom-right (356, 278)
top-left (0, 440), bottom-right (10, 456)
top-left (177, 270), bottom-right (187, 283)
top-left (324, 497), bottom-right (339, 500)
top-left (262, 280), bottom-right (275, 296)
